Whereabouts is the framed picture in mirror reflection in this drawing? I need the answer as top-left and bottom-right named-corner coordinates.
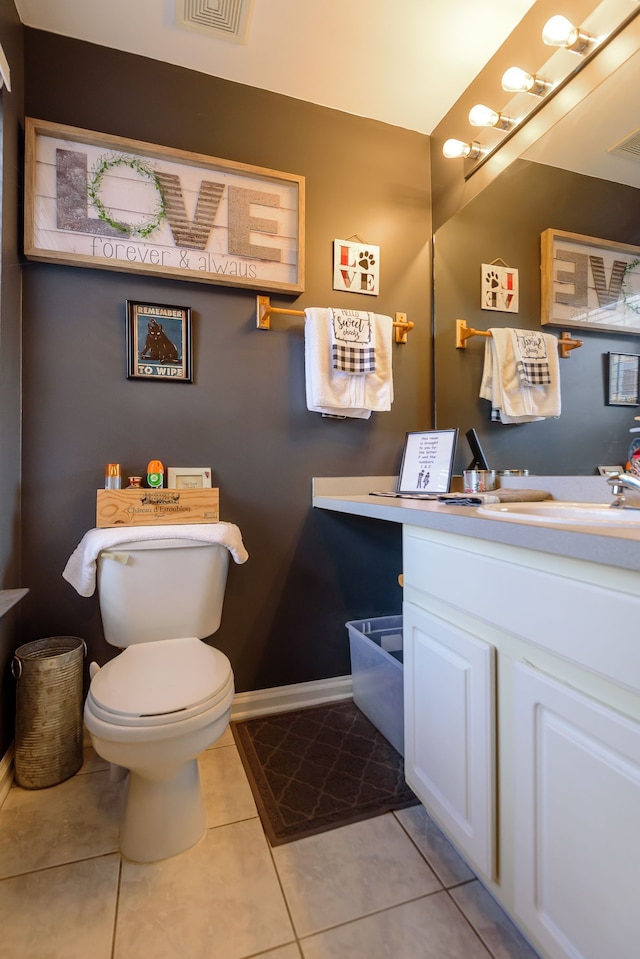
top-left (541, 229), bottom-right (640, 334)
top-left (607, 352), bottom-right (640, 407)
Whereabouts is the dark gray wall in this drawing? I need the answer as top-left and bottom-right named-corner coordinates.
top-left (0, 0), bottom-right (23, 754)
top-left (20, 30), bottom-right (432, 697)
top-left (434, 159), bottom-right (640, 475)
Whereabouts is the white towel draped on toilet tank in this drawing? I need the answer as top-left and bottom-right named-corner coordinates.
top-left (62, 523), bottom-right (249, 598)
top-left (479, 328), bottom-right (561, 424)
top-left (304, 307), bottom-right (393, 419)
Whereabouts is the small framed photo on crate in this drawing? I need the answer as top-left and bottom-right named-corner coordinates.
top-left (167, 467), bottom-right (212, 490)
top-left (126, 301), bottom-right (193, 382)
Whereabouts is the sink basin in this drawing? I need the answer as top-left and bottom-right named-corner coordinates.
top-left (477, 501), bottom-right (640, 527)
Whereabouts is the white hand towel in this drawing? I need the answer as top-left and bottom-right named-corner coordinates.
top-left (364, 313), bottom-right (394, 411)
top-left (62, 523), bottom-right (249, 598)
top-left (305, 309), bottom-right (393, 418)
top-left (480, 329), bottom-right (560, 423)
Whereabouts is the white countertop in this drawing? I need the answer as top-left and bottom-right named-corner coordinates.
top-left (312, 476), bottom-right (640, 574)
top-left (0, 588), bottom-right (29, 618)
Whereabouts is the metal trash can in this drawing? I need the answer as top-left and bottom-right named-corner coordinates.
top-left (12, 636), bottom-right (86, 789)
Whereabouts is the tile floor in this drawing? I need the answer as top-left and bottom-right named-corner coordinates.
top-left (0, 726), bottom-right (542, 959)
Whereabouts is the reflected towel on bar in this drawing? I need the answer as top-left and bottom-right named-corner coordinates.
top-left (479, 328), bottom-right (561, 423)
top-left (305, 308), bottom-right (393, 418)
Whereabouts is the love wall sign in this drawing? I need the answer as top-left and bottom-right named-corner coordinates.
top-left (24, 118), bottom-right (305, 293)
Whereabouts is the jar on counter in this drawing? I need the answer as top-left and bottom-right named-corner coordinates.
top-left (104, 463), bottom-right (122, 490)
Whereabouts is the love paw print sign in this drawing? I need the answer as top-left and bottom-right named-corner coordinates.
top-left (333, 239), bottom-right (380, 296)
top-left (481, 263), bottom-right (519, 313)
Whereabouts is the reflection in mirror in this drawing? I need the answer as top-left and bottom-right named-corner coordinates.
top-left (459, 1), bottom-right (640, 178)
top-left (433, 16), bottom-right (640, 477)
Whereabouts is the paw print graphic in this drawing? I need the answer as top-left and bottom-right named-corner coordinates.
top-left (359, 250), bottom-right (376, 270)
top-left (485, 269), bottom-right (500, 289)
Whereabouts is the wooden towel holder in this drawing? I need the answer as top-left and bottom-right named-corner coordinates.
top-left (455, 318), bottom-right (583, 359)
top-left (256, 295), bottom-right (415, 344)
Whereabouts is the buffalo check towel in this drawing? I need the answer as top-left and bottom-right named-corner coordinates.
top-left (509, 329), bottom-right (551, 385)
top-left (330, 309), bottom-right (376, 373)
top-left (304, 308), bottom-right (393, 418)
top-left (480, 328), bottom-right (560, 423)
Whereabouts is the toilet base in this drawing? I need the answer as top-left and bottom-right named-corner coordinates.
top-left (85, 683), bottom-right (234, 863)
top-left (120, 757), bottom-right (206, 862)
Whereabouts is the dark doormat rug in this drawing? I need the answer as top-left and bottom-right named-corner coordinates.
top-left (231, 699), bottom-right (419, 846)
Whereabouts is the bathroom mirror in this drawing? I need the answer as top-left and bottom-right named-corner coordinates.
top-left (433, 18), bottom-right (640, 476)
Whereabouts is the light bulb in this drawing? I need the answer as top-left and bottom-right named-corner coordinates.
top-left (468, 104), bottom-right (514, 131)
top-left (542, 15), bottom-right (593, 53)
top-left (442, 138), bottom-right (482, 160)
top-left (501, 66), bottom-right (550, 97)
top-left (542, 14), bottom-right (578, 46)
top-left (468, 104), bottom-right (499, 127)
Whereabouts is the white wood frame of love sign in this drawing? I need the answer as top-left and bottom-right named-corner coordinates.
top-left (24, 118), bottom-right (305, 294)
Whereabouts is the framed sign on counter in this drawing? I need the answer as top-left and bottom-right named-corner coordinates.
top-left (397, 429), bottom-right (458, 494)
top-left (24, 118), bottom-right (305, 293)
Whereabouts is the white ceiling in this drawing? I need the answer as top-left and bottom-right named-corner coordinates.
top-left (12, 0), bottom-right (538, 135)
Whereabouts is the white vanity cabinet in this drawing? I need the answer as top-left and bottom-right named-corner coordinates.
top-left (513, 663), bottom-right (640, 959)
top-left (402, 524), bottom-right (640, 959)
top-left (403, 601), bottom-right (496, 878)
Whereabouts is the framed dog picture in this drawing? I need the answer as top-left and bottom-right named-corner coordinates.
top-left (126, 300), bottom-right (192, 382)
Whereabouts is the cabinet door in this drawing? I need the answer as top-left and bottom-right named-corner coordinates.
top-left (403, 600), bottom-right (496, 878)
top-left (514, 662), bottom-right (640, 959)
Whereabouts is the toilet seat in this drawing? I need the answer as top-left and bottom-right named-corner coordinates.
top-left (87, 637), bottom-right (233, 727)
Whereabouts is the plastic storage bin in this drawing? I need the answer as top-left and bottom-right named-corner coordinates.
top-left (346, 615), bottom-right (404, 756)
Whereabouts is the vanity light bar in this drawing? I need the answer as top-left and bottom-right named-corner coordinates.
top-left (444, 10), bottom-right (604, 162)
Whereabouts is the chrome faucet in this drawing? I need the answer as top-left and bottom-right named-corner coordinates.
top-left (607, 472), bottom-right (640, 509)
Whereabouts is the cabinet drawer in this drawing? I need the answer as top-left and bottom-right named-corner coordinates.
top-left (403, 528), bottom-right (640, 695)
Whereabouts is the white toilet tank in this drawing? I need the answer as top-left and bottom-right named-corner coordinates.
top-left (97, 538), bottom-right (230, 647)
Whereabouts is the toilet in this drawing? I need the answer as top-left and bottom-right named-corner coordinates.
top-left (81, 529), bottom-right (245, 863)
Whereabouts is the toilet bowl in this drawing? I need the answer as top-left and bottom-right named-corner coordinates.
top-left (84, 635), bottom-right (234, 862)
top-left (72, 528), bottom-right (247, 863)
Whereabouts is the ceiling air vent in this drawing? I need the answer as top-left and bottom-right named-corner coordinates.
top-left (176, 0), bottom-right (254, 44)
top-left (608, 127), bottom-right (640, 162)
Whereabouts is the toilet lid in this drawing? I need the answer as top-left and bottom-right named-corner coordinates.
top-left (89, 637), bottom-right (232, 719)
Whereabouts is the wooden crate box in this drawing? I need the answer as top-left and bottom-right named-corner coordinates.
top-left (96, 488), bottom-right (219, 528)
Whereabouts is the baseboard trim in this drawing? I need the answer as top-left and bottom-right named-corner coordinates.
top-left (231, 675), bottom-right (352, 722)
top-left (0, 745), bottom-right (14, 808)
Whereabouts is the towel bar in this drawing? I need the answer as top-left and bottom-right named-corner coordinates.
top-left (256, 295), bottom-right (414, 344)
top-left (455, 319), bottom-right (582, 359)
